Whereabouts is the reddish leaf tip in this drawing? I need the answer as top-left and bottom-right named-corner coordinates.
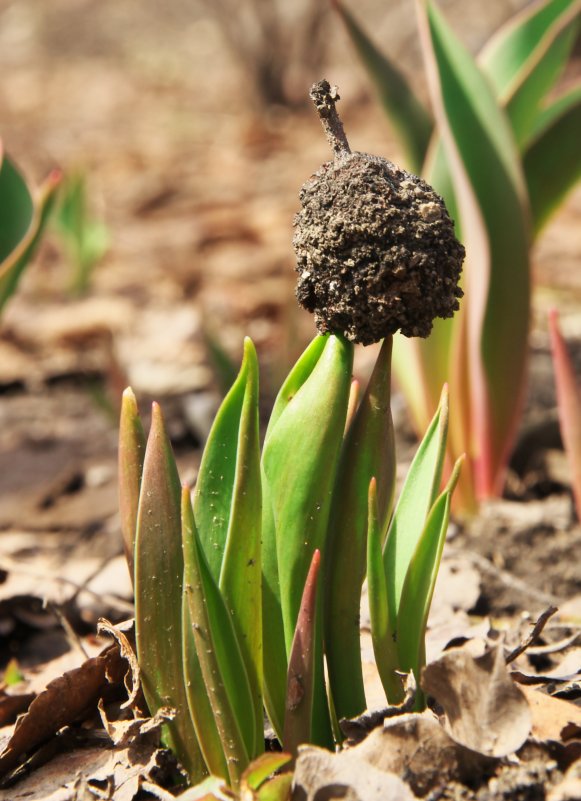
top-left (47, 168), bottom-right (63, 186)
top-left (311, 548), bottom-right (321, 571)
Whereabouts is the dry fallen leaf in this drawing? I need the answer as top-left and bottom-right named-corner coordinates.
top-left (520, 684), bottom-right (581, 743)
top-left (292, 744), bottom-right (415, 801)
top-left (421, 645), bottom-right (531, 757)
top-left (350, 713), bottom-right (494, 796)
top-left (0, 737), bottom-right (168, 801)
top-left (0, 642), bottom-right (127, 777)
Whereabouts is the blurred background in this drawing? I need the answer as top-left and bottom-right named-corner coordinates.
top-left (0, 0), bottom-right (579, 633)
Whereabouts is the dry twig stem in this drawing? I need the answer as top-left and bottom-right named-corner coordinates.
top-left (310, 80), bottom-right (351, 159)
top-left (505, 605), bottom-right (559, 664)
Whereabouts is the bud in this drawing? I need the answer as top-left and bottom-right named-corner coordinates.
top-left (293, 80), bottom-right (464, 346)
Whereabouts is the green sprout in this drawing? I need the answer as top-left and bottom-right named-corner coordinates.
top-left (336, 0), bottom-right (581, 510)
top-left (119, 81), bottom-right (464, 791)
top-left (52, 170), bottom-right (110, 295)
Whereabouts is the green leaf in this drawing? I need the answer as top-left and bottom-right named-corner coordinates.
top-left (202, 327), bottom-right (239, 397)
top-left (418, 0), bottom-right (531, 499)
top-left (478, 0), bottom-right (580, 146)
top-left (325, 337), bottom-right (396, 720)
top-left (52, 170), bottom-right (110, 294)
top-left (182, 489), bottom-right (252, 788)
top-left (255, 773), bottom-right (293, 801)
top-left (0, 150), bottom-right (61, 314)
top-left (260, 334), bottom-right (344, 740)
top-left (134, 404), bottom-right (205, 781)
top-left (0, 148), bottom-right (33, 260)
top-left (175, 776), bottom-right (234, 801)
top-left (118, 387), bottom-right (145, 581)
top-left (266, 335), bottom-right (328, 436)
top-left (366, 478), bottom-right (402, 704)
top-left (192, 338), bottom-right (263, 759)
top-left (263, 334), bottom-right (353, 650)
top-left (283, 550), bottom-right (321, 755)
top-left (524, 81), bottom-right (581, 233)
top-left (241, 753), bottom-right (292, 791)
top-left (383, 384), bottom-right (448, 621)
top-left (333, 1), bottom-right (433, 172)
top-left (182, 600), bottom-right (228, 779)
top-left (263, 334), bottom-right (353, 747)
top-left (397, 457), bottom-right (462, 695)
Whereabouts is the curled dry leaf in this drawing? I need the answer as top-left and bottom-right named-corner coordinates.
top-left (292, 744), bottom-right (415, 801)
top-left (351, 713), bottom-right (494, 796)
top-left (421, 645), bottom-right (532, 757)
top-left (97, 698), bottom-right (170, 748)
top-left (97, 618), bottom-right (142, 710)
top-left (0, 641), bottom-right (127, 777)
top-left (511, 647), bottom-right (581, 686)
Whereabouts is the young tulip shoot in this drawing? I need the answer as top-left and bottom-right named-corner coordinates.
top-left (119, 80), bottom-right (465, 788)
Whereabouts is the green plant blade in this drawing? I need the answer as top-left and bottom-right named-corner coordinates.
top-left (182, 488), bottom-right (253, 788)
top-left (383, 384), bottom-right (448, 620)
top-left (256, 773), bottom-right (293, 801)
top-left (118, 387), bottom-right (145, 581)
top-left (266, 335), bottom-right (328, 436)
top-left (261, 334), bottom-right (348, 741)
top-left (524, 81), bottom-right (581, 233)
top-left (479, 0), bottom-right (578, 96)
top-left (479, 0), bottom-right (580, 147)
top-left (194, 338), bottom-right (259, 582)
top-left (0, 147), bottom-right (33, 260)
top-left (182, 600), bottom-right (228, 780)
top-left (190, 338), bottom-right (262, 759)
top-left (214, 338), bottom-right (263, 757)
top-left (325, 337), bottom-right (396, 720)
top-left (548, 310), bottom-right (581, 522)
top-left (241, 753), bottom-right (292, 791)
top-left (0, 149), bottom-right (61, 314)
top-left (134, 404), bottom-right (204, 781)
top-left (397, 457), bottom-right (463, 698)
top-left (366, 478), bottom-right (403, 705)
top-left (182, 608), bottom-right (229, 780)
top-left (283, 550), bottom-right (321, 755)
top-left (53, 170), bottom-right (110, 295)
top-left (263, 334), bottom-right (353, 650)
top-left (417, 0), bottom-right (531, 500)
top-left (333, 1), bottom-right (433, 172)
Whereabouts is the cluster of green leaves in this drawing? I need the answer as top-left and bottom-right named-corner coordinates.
top-left (0, 142), bottom-right (60, 316)
top-left (120, 333), bottom-right (461, 790)
top-left (337, 0), bottom-right (581, 510)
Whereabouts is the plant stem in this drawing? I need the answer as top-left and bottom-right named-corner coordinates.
top-left (309, 80), bottom-right (351, 160)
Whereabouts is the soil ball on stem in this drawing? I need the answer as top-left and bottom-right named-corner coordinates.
top-left (293, 79), bottom-right (465, 345)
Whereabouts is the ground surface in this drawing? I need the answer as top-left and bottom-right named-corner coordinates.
top-left (0, 1), bottom-right (580, 799)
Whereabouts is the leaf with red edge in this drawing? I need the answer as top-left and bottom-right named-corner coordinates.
top-left (118, 387), bottom-right (145, 581)
top-left (416, 0), bottom-right (530, 500)
top-left (283, 550), bottom-right (321, 756)
top-left (548, 309), bottom-right (581, 521)
top-left (134, 403), bottom-right (204, 781)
